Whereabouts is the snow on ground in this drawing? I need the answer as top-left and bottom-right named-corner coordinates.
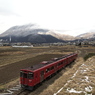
top-left (54, 56), bottom-right (95, 95)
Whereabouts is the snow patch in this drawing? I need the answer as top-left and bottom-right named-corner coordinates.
top-left (85, 86), bottom-right (92, 93)
top-left (71, 69), bottom-right (78, 78)
top-left (67, 86), bottom-right (93, 95)
top-left (0, 84), bottom-right (21, 95)
top-left (67, 88), bottom-right (83, 93)
top-left (53, 57), bottom-right (95, 95)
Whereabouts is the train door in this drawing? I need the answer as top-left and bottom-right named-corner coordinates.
top-left (35, 72), bottom-right (39, 85)
top-left (20, 71), bottom-right (29, 85)
top-left (55, 64), bottom-right (58, 72)
top-left (40, 71), bottom-right (44, 82)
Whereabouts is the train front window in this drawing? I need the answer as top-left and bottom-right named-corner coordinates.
top-left (20, 71), bottom-right (27, 78)
top-left (20, 71), bottom-right (23, 77)
top-left (23, 73), bottom-right (27, 78)
top-left (28, 72), bottom-right (34, 79)
top-left (20, 71), bottom-right (24, 77)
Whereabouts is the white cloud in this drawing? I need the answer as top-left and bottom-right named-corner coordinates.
top-left (0, 0), bottom-right (95, 36)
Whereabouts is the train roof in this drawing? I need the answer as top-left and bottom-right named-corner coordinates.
top-left (21, 53), bottom-right (77, 72)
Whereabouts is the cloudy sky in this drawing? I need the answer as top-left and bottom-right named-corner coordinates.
top-left (0, 0), bottom-right (95, 36)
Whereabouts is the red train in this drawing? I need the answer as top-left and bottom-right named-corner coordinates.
top-left (20, 53), bottom-right (78, 90)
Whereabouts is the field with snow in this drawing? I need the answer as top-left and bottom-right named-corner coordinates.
top-left (38, 47), bottom-right (95, 95)
top-left (0, 45), bottom-right (95, 95)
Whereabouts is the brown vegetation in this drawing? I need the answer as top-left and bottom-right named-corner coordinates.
top-left (0, 45), bottom-right (95, 95)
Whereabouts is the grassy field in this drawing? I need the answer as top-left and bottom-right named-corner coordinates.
top-left (0, 45), bottom-right (95, 94)
top-left (0, 46), bottom-right (73, 90)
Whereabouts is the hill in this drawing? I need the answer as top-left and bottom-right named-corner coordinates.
top-left (0, 24), bottom-right (64, 43)
top-left (0, 24), bottom-right (95, 43)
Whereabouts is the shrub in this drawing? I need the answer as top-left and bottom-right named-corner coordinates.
top-left (84, 53), bottom-right (95, 61)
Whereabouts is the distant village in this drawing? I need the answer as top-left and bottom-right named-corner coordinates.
top-left (0, 37), bottom-right (95, 47)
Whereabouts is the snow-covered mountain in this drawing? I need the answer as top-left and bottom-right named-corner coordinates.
top-left (76, 32), bottom-right (95, 39)
top-left (47, 31), bottom-right (75, 41)
top-left (0, 24), bottom-right (95, 43)
top-left (0, 24), bottom-right (49, 37)
top-left (0, 24), bottom-right (74, 43)
top-left (0, 24), bottom-right (65, 43)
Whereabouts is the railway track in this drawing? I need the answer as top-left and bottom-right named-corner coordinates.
top-left (0, 60), bottom-right (76, 95)
top-left (12, 62), bottom-right (76, 95)
top-left (14, 89), bottom-right (25, 95)
top-left (15, 89), bottom-right (31, 95)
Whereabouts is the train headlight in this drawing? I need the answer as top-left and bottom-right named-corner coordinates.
top-left (29, 80), bottom-right (32, 82)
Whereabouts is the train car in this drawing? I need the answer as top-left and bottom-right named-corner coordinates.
top-left (20, 53), bottom-right (78, 90)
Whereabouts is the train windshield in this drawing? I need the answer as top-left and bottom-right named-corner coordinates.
top-left (20, 71), bottom-right (34, 79)
top-left (28, 72), bottom-right (34, 79)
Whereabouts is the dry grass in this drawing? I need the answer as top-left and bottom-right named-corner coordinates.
top-left (0, 45), bottom-right (95, 94)
top-left (0, 46), bottom-right (76, 67)
top-left (0, 46), bottom-right (73, 91)
top-left (0, 78), bottom-right (19, 92)
top-left (38, 57), bottom-right (84, 95)
top-left (39, 55), bottom-right (95, 95)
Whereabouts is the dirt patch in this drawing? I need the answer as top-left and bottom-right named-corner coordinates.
top-left (0, 47), bottom-right (54, 67)
top-left (0, 54), bottom-right (63, 85)
top-left (0, 51), bottom-right (25, 56)
top-left (1, 45), bottom-right (95, 94)
top-left (0, 46), bottom-right (74, 92)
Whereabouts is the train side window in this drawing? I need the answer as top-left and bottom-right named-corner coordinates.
top-left (61, 62), bottom-right (63, 65)
top-left (41, 71), bottom-right (44, 76)
top-left (58, 63), bottom-right (60, 66)
top-left (51, 66), bottom-right (54, 70)
top-left (46, 68), bottom-right (50, 73)
top-left (55, 65), bottom-right (57, 68)
top-left (46, 69), bottom-right (48, 73)
top-left (58, 62), bottom-right (62, 66)
top-left (57, 64), bottom-right (58, 67)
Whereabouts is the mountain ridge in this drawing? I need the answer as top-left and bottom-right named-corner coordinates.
top-left (0, 24), bottom-right (65, 43)
top-left (0, 24), bottom-right (95, 43)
